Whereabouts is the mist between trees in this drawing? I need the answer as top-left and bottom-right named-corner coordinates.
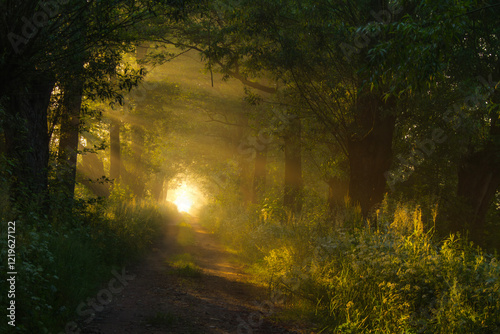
top-left (1, 0), bottom-right (500, 333)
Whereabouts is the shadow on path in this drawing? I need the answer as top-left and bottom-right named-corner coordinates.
top-left (79, 216), bottom-right (312, 334)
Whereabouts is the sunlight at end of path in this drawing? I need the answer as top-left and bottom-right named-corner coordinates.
top-left (168, 180), bottom-right (205, 214)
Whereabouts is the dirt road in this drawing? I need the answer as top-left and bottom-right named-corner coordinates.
top-left (80, 218), bottom-right (311, 334)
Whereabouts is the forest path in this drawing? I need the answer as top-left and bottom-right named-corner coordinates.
top-left (81, 216), bottom-right (312, 334)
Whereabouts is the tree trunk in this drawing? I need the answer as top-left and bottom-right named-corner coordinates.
top-left (58, 78), bottom-right (84, 201)
top-left (236, 110), bottom-right (252, 204)
top-left (284, 117), bottom-right (303, 214)
top-left (2, 74), bottom-right (55, 209)
top-left (78, 152), bottom-right (110, 197)
top-left (328, 176), bottom-right (349, 210)
top-left (56, 8), bottom-right (86, 204)
top-left (252, 144), bottom-right (267, 204)
top-left (129, 125), bottom-right (145, 197)
top-left (239, 162), bottom-right (252, 204)
top-left (163, 180), bottom-right (168, 203)
top-left (455, 148), bottom-right (500, 239)
top-left (110, 118), bottom-right (121, 181)
top-left (347, 93), bottom-right (395, 217)
top-left (152, 173), bottom-right (165, 203)
top-left (0, 130), bottom-right (5, 155)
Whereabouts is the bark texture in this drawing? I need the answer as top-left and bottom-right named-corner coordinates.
top-left (58, 78), bottom-right (84, 200)
top-left (456, 148), bottom-right (500, 236)
top-left (347, 93), bottom-right (395, 217)
top-left (2, 74), bottom-right (55, 208)
top-left (110, 118), bottom-right (121, 181)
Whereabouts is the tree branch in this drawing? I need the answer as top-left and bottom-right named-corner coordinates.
top-left (225, 69), bottom-right (277, 94)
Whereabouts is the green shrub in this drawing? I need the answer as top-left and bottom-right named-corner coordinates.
top-left (260, 206), bottom-right (500, 333)
top-left (201, 193), bottom-right (500, 333)
top-left (0, 192), bottom-right (169, 333)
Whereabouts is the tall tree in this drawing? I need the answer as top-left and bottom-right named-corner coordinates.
top-left (252, 143), bottom-right (268, 204)
top-left (2, 74), bottom-right (55, 206)
top-left (129, 124), bottom-right (146, 197)
top-left (57, 16), bottom-right (86, 203)
top-left (385, 0), bottom-right (500, 238)
top-left (58, 73), bottom-right (84, 201)
top-left (449, 3), bottom-right (500, 236)
top-left (347, 92), bottom-right (396, 216)
top-left (0, 0), bottom-right (195, 213)
top-left (283, 116), bottom-right (304, 214)
top-left (110, 117), bottom-right (121, 181)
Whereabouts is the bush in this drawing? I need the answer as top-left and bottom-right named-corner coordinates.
top-left (201, 193), bottom-right (500, 333)
top-left (0, 191), bottom-right (169, 333)
top-left (261, 206), bottom-right (500, 333)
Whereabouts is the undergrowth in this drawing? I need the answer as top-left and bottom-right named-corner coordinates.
top-left (0, 183), bottom-right (172, 333)
top-left (167, 253), bottom-right (203, 278)
top-left (199, 195), bottom-right (500, 333)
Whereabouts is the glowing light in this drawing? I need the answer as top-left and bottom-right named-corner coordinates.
top-left (167, 178), bottom-right (207, 215)
top-left (173, 192), bottom-right (193, 213)
top-left (171, 182), bottom-right (195, 213)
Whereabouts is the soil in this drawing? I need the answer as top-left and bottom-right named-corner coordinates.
top-left (79, 217), bottom-right (314, 334)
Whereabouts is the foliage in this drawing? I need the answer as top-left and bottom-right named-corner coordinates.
top-left (1, 1), bottom-right (500, 333)
top-left (167, 252), bottom-right (203, 278)
top-left (201, 192), bottom-right (500, 333)
top-left (0, 188), bottom-right (169, 333)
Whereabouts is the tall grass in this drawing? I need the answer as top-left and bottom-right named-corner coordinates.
top-left (0, 184), bottom-right (171, 333)
top-left (200, 195), bottom-right (500, 333)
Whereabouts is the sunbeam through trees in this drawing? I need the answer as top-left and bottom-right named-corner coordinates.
top-left (1, 1), bottom-right (500, 333)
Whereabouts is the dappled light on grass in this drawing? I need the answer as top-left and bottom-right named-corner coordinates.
top-left (166, 253), bottom-right (202, 278)
top-left (200, 197), bottom-right (500, 333)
